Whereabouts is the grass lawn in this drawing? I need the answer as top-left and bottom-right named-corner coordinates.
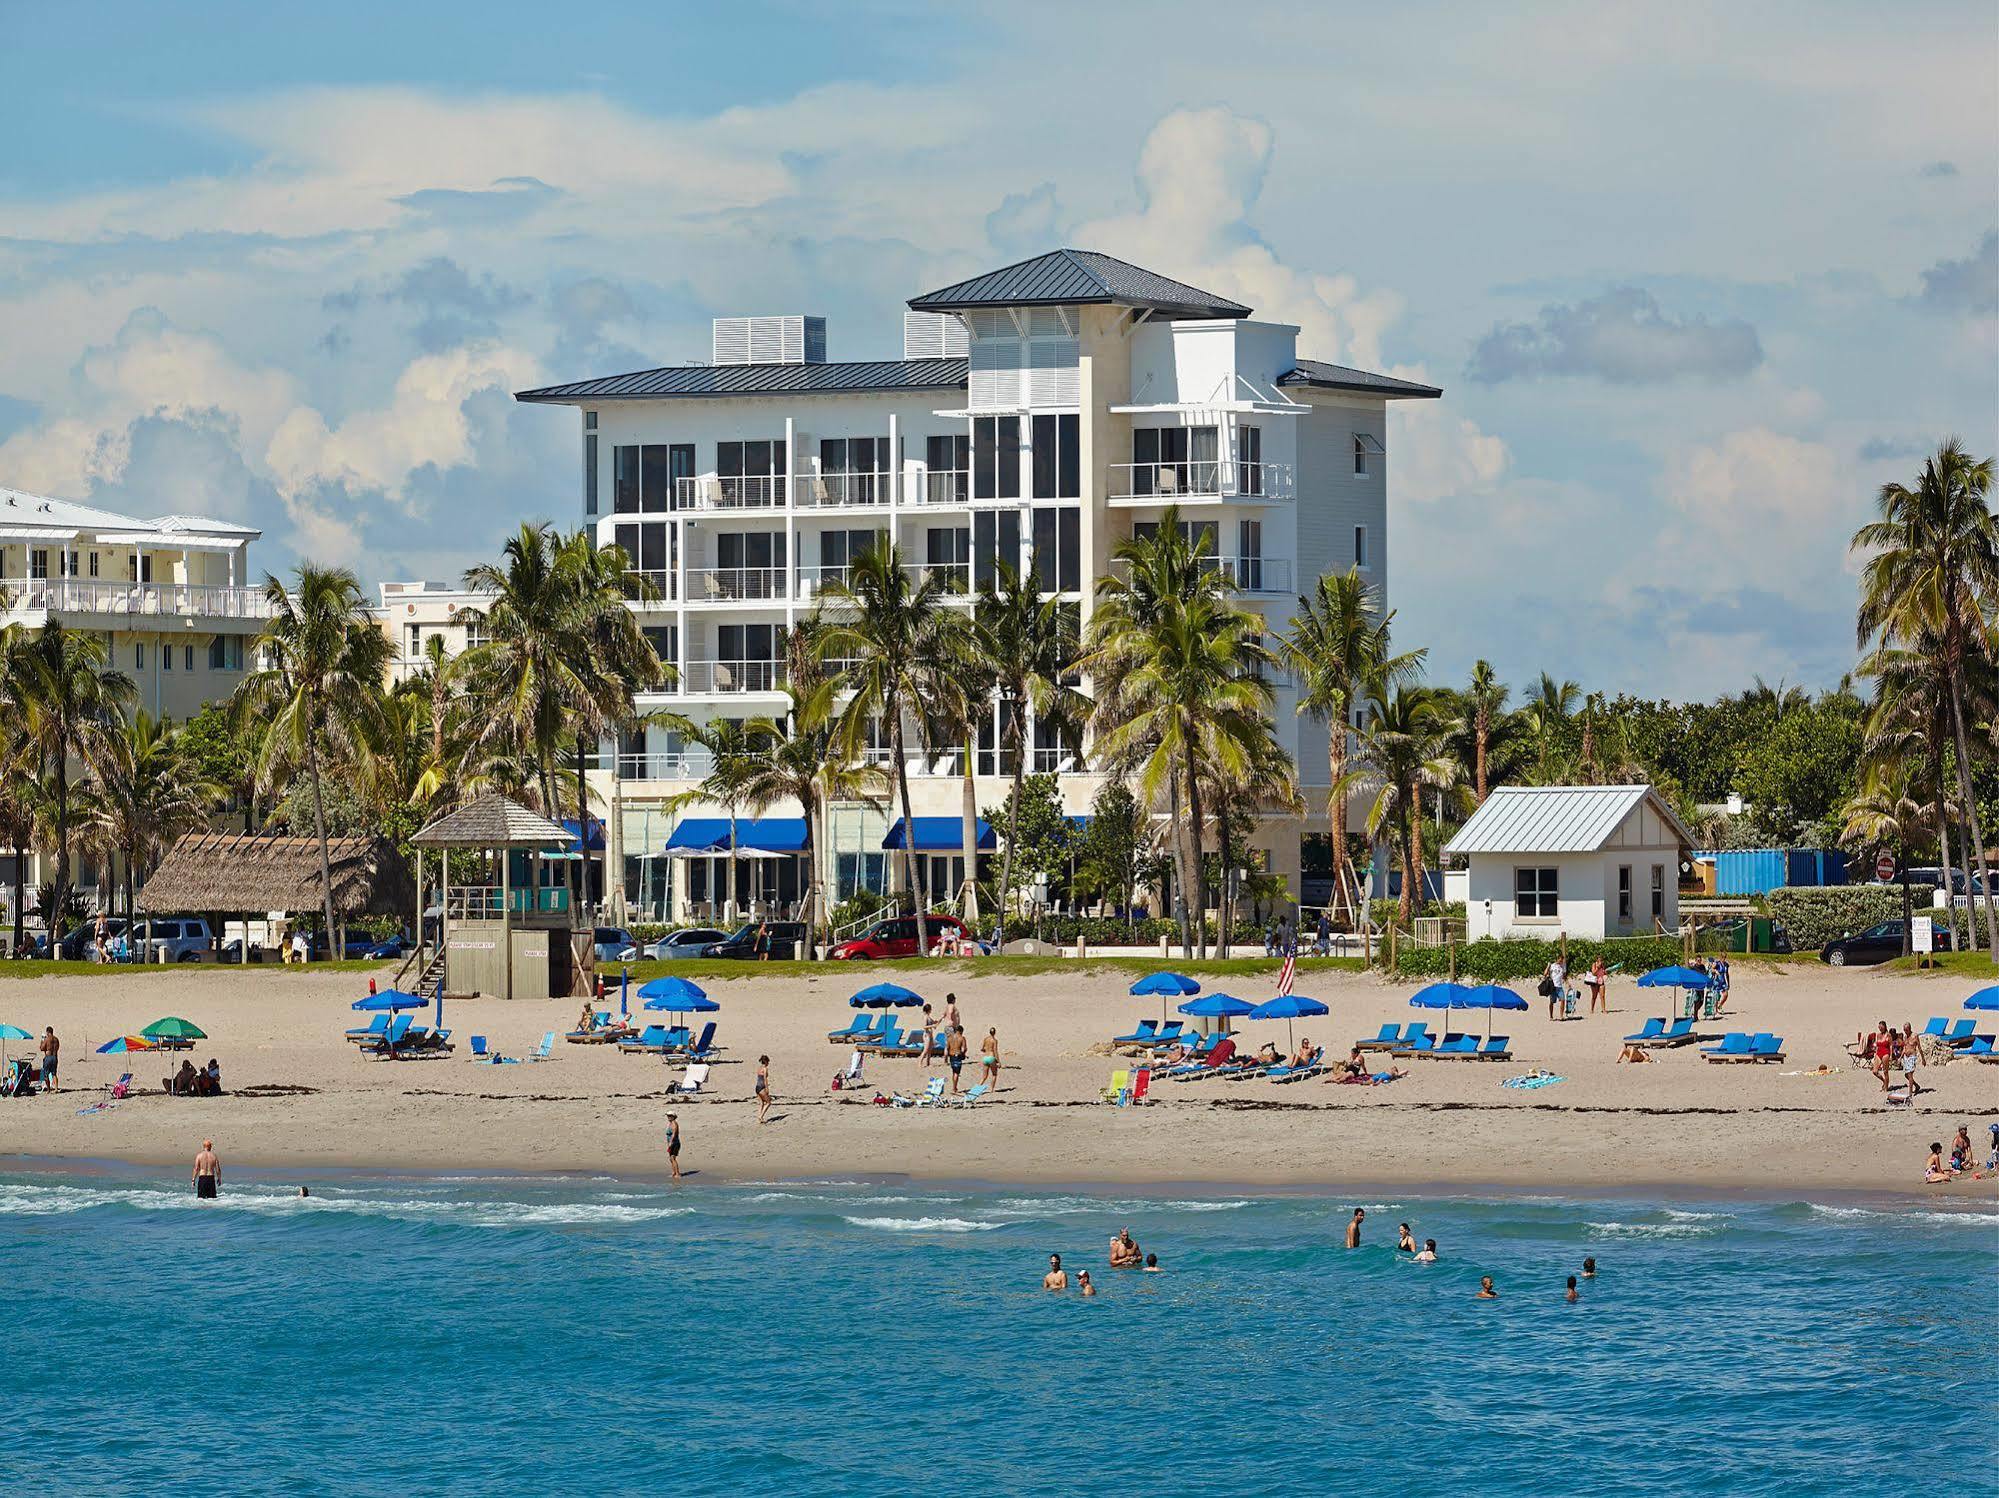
top-left (1884, 949), bottom-right (1999, 979)
top-left (0, 958), bottom-right (395, 980)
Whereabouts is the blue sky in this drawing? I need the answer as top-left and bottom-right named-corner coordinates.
top-left (1, 0), bottom-right (1993, 697)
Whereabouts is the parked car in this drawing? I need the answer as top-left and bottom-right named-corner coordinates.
top-left (592, 926), bottom-right (636, 963)
top-left (1882, 866), bottom-right (1967, 895)
top-left (828, 914), bottom-right (976, 961)
top-left (56, 918), bottom-right (128, 961)
top-left (1819, 919), bottom-right (1953, 966)
top-left (642, 928), bottom-right (729, 961)
top-left (136, 917), bottom-right (216, 963)
top-left (701, 921), bottom-right (808, 960)
top-left (364, 933), bottom-right (410, 959)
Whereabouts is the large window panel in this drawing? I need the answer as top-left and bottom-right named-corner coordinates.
top-left (614, 445), bottom-right (640, 513)
top-left (1032, 414), bottom-right (1058, 499)
top-left (973, 509), bottom-right (1020, 588)
top-left (641, 444), bottom-right (671, 514)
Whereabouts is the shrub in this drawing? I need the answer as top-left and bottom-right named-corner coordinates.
top-left (1397, 935), bottom-right (1684, 982)
top-left (1764, 886), bottom-right (1967, 951)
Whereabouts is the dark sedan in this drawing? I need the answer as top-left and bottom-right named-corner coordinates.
top-left (1819, 919), bottom-right (1952, 966)
top-left (701, 921), bottom-right (808, 960)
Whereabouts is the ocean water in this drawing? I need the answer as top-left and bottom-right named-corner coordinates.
top-left (3, 1170), bottom-right (1993, 1496)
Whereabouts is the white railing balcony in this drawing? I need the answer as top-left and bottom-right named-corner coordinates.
top-left (621, 569), bottom-right (677, 603)
top-left (596, 751), bottom-right (715, 782)
top-left (5, 576), bottom-right (276, 622)
top-left (796, 471), bottom-right (893, 508)
top-left (907, 561), bottom-right (971, 595)
top-left (1214, 556), bottom-right (1292, 594)
top-left (911, 467), bottom-right (972, 506)
top-left (675, 474), bottom-right (786, 512)
top-left (681, 658), bottom-right (787, 694)
top-left (1108, 460), bottom-right (1295, 504)
top-left (685, 566), bottom-right (788, 603)
top-left (796, 564), bottom-right (851, 601)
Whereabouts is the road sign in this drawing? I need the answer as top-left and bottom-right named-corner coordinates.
top-left (1876, 852), bottom-right (1897, 882)
top-left (1911, 915), bottom-right (1934, 954)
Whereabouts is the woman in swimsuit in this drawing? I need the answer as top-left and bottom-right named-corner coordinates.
top-left (754, 1055), bottom-right (772, 1125)
top-left (666, 1113), bottom-right (682, 1180)
top-left (980, 1029), bottom-right (999, 1087)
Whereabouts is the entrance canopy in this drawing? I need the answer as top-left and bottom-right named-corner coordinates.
top-left (664, 817), bottom-right (809, 856)
top-left (882, 817), bottom-right (997, 852)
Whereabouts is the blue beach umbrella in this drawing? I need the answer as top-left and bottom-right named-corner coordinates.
top-left (1408, 982), bottom-right (1474, 1009)
top-left (619, 967), bottom-right (631, 1020)
top-left (850, 982), bottom-right (924, 1009)
top-left (351, 989), bottom-right (426, 1012)
top-left (638, 975), bottom-right (709, 1005)
top-left (1177, 993), bottom-right (1255, 1029)
top-left (1249, 993), bottom-right (1329, 1050)
top-left (1963, 987), bottom-right (1999, 1010)
top-left (1132, 970), bottom-right (1200, 1023)
top-left (1, 1022), bottom-right (31, 1069)
top-left (1637, 966), bottom-right (1712, 989)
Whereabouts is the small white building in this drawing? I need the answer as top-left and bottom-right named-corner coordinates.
top-left (1443, 785), bottom-right (1692, 942)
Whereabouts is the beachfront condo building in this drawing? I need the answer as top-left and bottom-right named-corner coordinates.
top-left (513, 251), bottom-right (1440, 924)
top-left (0, 486), bottom-right (268, 916)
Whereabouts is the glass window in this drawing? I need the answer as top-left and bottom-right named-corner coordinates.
top-left (1032, 508), bottom-right (1056, 590)
top-left (585, 411), bottom-right (598, 431)
top-left (973, 509), bottom-right (1020, 588)
top-left (162, 644), bottom-right (174, 671)
top-left (1651, 865), bottom-right (1665, 919)
top-left (1617, 866), bottom-right (1633, 923)
top-left (1132, 427), bottom-right (1160, 496)
top-left (583, 433), bottom-right (598, 516)
top-left (614, 445), bottom-right (640, 513)
top-left (1514, 866), bottom-right (1558, 919)
top-left (1238, 424), bottom-right (1262, 495)
top-left (926, 434), bottom-right (969, 504)
top-left (1032, 414), bottom-right (1057, 499)
top-left (1354, 435), bottom-right (1369, 476)
top-left (1058, 413), bottom-right (1079, 498)
top-left (1031, 413), bottom-right (1082, 499)
top-left (29, 549), bottom-right (47, 580)
top-left (1354, 525), bottom-right (1369, 568)
top-left (670, 444), bottom-right (695, 510)
top-left (641, 444), bottom-right (671, 513)
top-left (135, 645), bottom-right (146, 669)
top-left (88, 551), bottom-right (99, 578)
top-left (185, 645), bottom-right (195, 672)
top-left (974, 416), bottom-right (1019, 499)
top-left (642, 625), bottom-right (677, 666)
top-left (1189, 425), bottom-right (1218, 491)
top-left (927, 526), bottom-right (969, 566)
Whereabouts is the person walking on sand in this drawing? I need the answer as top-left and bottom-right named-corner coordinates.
top-left (945, 1025), bottom-right (968, 1094)
top-left (979, 1029), bottom-right (1000, 1088)
top-left (1545, 956), bottom-right (1567, 1020)
top-left (919, 1003), bottom-right (937, 1062)
top-left (754, 1056), bottom-right (772, 1125)
top-left (666, 1113), bottom-right (682, 1180)
top-left (1583, 957), bottom-right (1608, 1015)
top-left (193, 1140), bottom-right (220, 1200)
top-left (38, 1026), bottom-right (58, 1093)
top-left (1345, 1208), bottom-right (1365, 1249)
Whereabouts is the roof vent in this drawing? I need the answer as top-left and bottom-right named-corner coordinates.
top-left (903, 311), bottom-right (968, 359)
top-left (712, 315), bottom-right (827, 366)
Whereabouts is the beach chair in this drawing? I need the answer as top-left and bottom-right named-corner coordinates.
top-left (420, 1029), bottom-right (454, 1056)
top-left (1392, 1031), bottom-right (1439, 1058)
top-left (468, 1035), bottom-right (490, 1060)
top-left (1919, 1017), bottom-right (1950, 1040)
top-left (1475, 1036), bottom-right (1513, 1061)
top-left (1745, 1033), bottom-right (1785, 1063)
top-left (1959, 1035), bottom-right (1996, 1060)
top-left (1429, 1035), bottom-right (1481, 1060)
top-left (345, 1014), bottom-right (390, 1044)
top-left (1942, 1020), bottom-right (1978, 1048)
top-left (110, 1072), bottom-right (132, 1099)
top-left (1623, 1018), bottom-right (1667, 1044)
top-left (528, 1031), bottom-right (555, 1062)
top-left (827, 1012), bottom-right (877, 1044)
top-left (874, 1027), bottom-right (931, 1058)
top-left (1267, 1048), bottom-right (1326, 1083)
top-left (838, 1050), bottom-right (867, 1088)
top-left (1356, 1023), bottom-right (1405, 1053)
top-left (1134, 1021), bottom-right (1186, 1051)
top-left (1650, 1017), bottom-right (1699, 1047)
top-left (949, 1081), bottom-right (990, 1108)
top-left (683, 1022), bottom-right (719, 1060)
top-left (672, 1062), bottom-right (709, 1095)
top-left (1112, 1019), bottom-right (1160, 1051)
top-left (894, 1076), bottom-right (946, 1107)
top-left (617, 1025), bottom-right (670, 1054)
top-left (1101, 1068), bottom-right (1132, 1103)
top-left (1169, 1038), bottom-right (1238, 1081)
top-left (856, 1022), bottom-right (905, 1054)
top-left (361, 1015), bottom-right (414, 1057)
top-left (1119, 1069), bottom-right (1152, 1106)
top-left (1699, 1032), bottom-right (1754, 1062)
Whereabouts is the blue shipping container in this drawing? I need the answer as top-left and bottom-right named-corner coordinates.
top-left (1701, 848), bottom-right (1847, 896)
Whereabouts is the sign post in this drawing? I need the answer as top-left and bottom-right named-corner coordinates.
top-left (1911, 914), bottom-right (1934, 970)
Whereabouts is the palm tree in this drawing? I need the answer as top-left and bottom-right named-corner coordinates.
top-left (966, 560), bottom-right (1087, 943)
top-left (1855, 438), bottom-right (1999, 956)
top-left (1522, 672), bottom-right (1580, 784)
top-left (12, 620), bottom-right (135, 942)
top-left (1459, 659), bottom-right (1512, 804)
top-left (653, 714), bottom-right (764, 923)
top-left (234, 565), bottom-right (391, 957)
top-left (1280, 567), bottom-right (1421, 921)
top-left (1086, 517), bottom-right (1276, 958)
top-left (95, 710), bottom-right (217, 928)
top-left (1201, 711), bottom-right (1303, 956)
top-left (815, 542), bottom-right (965, 957)
top-left (1343, 684), bottom-right (1458, 923)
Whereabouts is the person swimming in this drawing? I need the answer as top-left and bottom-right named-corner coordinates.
top-left (1565, 1276), bottom-right (1579, 1303)
top-left (1476, 1276), bottom-right (1498, 1299)
top-left (1078, 1270), bottom-right (1096, 1298)
top-left (1580, 1257), bottom-right (1596, 1279)
top-left (1142, 1253), bottom-right (1160, 1272)
top-left (1043, 1254), bottom-right (1068, 1291)
top-left (1415, 1239), bottom-right (1438, 1263)
top-left (1397, 1222), bottom-right (1416, 1252)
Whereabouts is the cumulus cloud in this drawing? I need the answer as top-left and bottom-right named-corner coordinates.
top-left (1468, 287), bottom-right (1763, 385)
top-left (986, 183), bottom-right (1063, 256)
top-left (1658, 427), bottom-right (1849, 592)
top-left (1858, 435), bottom-right (1928, 463)
top-left (1918, 231), bottom-right (1998, 314)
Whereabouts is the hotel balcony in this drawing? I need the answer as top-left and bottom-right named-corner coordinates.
top-left (1109, 555), bottom-right (1292, 595)
top-left (2, 576), bottom-right (276, 627)
top-left (794, 470), bottom-right (893, 509)
top-left (1107, 460), bottom-right (1295, 507)
top-left (674, 474), bottom-right (787, 513)
top-left (620, 568), bottom-right (677, 604)
top-left (679, 657), bottom-right (787, 695)
top-left (684, 566), bottom-right (789, 604)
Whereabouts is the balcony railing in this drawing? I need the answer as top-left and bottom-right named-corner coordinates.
top-left (685, 566), bottom-right (788, 603)
top-left (796, 471), bottom-right (892, 508)
top-left (1108, 460), bottom-right (1294, 503)
top-left (446, 886), bottom-right (572, 919)
top-left (912, 468), bottom-right (972, 506)
top-left (907, 561), bottom-right (971, 595)
top-left (1111, 555), bottom-right (1291, 594)
top-left (595, 751), bottom-right (715, 782)
top-left (674, 474), bottom-right (786, 512)
top-left (681, 658), bottom-right (787, 694)
top-left (621, 569), bottom-right (677, 603)
top-left (4, 577), bottom-right (276, 621)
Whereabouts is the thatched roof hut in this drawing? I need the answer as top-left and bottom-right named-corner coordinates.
top-left (137, 831), bottom-right (411, 916)
top-left (411, 794), bottom-right (573, 849)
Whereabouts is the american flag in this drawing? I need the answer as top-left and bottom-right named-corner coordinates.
top-left (1276, 950), bottom-right (1296, 997)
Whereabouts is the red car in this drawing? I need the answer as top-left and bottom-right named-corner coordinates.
top-left (828, 914), bottom-right (974, 960)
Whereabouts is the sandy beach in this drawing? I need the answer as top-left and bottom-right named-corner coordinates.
top-left (4, 961), bottom-right (1996, 1195)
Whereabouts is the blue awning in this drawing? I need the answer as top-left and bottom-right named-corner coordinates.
top-left (664, 818), bottom-right (732, 853)
top-left (882, 817), bottom-right (997, 852)
top-left (562, 817), bottom-right (606, 852)
top-left (737, 817), bottom-right (808, 853)
top-left (1065, 815), bottom-right (1092, 831)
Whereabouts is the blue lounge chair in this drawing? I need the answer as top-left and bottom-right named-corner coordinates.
top-left (1747, 1033), bottom-right (1785, 1062)
top-left (527, 1031), bottom-right (555, 1061)
top-left (856, 1022), bottom-right (904, 1053)
top-left (1943, 1020), bottom-right (1978, 1047)
top-left (1356, 1023), bottom-right (1404, 1052)
top-left (1393, 1032), bottom-right (1438, 1057)
top-left (345, 1014), bottom-right (390, 1044)
top-left (468, 1035), bottom-right (489, 1060)
top-left (827, 1013), bottom-right (879, 1044)
top-left (617, 1025), bottom-right (670, 1054)
top-left (683, 1021), bottom-right (718, 1060)
top-left (1623, 1018), bottom-right (1667, 1044)
top-left (1113, 1019), bottom-right (1160, 1049)
top-left (1919, 1017), bottom-right (1949, 1040)
top-left (1700, 1032), bottom-right (1755, 1062)
top-left (361, 1015), bottom-right (415, 1057)
top-left (1651, 1017), bottom-right (1699, 1047)
top-left (1959, 1035), bottom-right (1996, 1059)
top-left (949, 1082), bottom-right (989, 1107)
top-left (1475, 1036), bottom-right (1512, 1061)
top-left (1430, 1035), bottom-right (1481, 1059)
top-left (1134, 1021), bottom-right (1187, 1051)
top-left (1267, 1047), bottom-right (1325, 1083)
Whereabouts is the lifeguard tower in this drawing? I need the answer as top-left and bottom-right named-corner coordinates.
top-left (410, 794), bottom-right (590, 1001)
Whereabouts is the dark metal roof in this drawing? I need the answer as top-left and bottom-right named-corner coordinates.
top-left (1279, 359), bottom-right (1442, 400)
top-left (516, 357), bottom-right (968, 404)
top-left (907, 249), bottom-right (1250, 320)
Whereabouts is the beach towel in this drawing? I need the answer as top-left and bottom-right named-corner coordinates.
top-left (1502, 1072), bottom-right (1566, 1090)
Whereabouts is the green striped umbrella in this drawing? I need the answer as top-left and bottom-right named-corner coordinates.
top-left (142, 1017), bottom-right (207, 1043)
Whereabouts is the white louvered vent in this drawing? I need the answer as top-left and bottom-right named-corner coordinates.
top-left (903, 311), bottom-right (969, 359)
top-left (1026, 336), bottom-right (1079, 407)
top-left (968, 335), bottom-right (1023, 410)
top-left (712, 315), bottom-right (827, 366)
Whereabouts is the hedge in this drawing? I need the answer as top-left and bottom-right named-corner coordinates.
top-left (1396, 935), bottom-right (1684, 982)
top-left (1764, 886), bottom-right (1968, 951)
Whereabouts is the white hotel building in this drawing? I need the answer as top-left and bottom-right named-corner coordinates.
top-left (513, 250), bottom-right (1439, 923)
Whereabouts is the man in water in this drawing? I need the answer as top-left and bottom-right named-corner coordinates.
top-left (1415, 1239), bottom-right (1438, 1263)
top-left (1143, 1253), bottom-right (1161, 1272)
top-left (1109, 1228), bottom-right (1140, 1267)
top-left (1476, 1276), bottom-right (1498, 1299)
top-left (1565, 1276), bottom-right (1580, 1303)
top-left (1043, 1254), bottom-right (1068, 1290)
top-left (1077, 1270), bottom-right (1096, 1297)
top-left (1345, 1208), bottom-right (1365, 1248)
top-left (666, 1113), bottom-right (682, 1181)
top-left (1581, 1257), bottom-right (1596, 1279)
top-left (193, 1140), bottom-right (220, 1200)
top-left (1396, 1222), bottom-right (1416, 1252)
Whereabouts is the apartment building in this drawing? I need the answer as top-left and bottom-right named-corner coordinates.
top-left (377, 579), bottom-right (489, 684)
top-left (0, 486), bottom-right (269, 909)
top-left (514, 250), bottom-right (1440, 922)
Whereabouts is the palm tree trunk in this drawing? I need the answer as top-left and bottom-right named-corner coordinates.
top-left (1216, 795), bottom-right (1234, 959)
top-left (53, 756), bottom-right (71, 947)
top-left (10, 844), bottom-right (23, 955)
top-left (803, 791), bottom-right (822, 961)
top-left (573, 733), bottom-right (589, 918)
top-left (1167, 773), bottom-right (1191, 958)
top-left (1474, 718), bottom-right (1489, 804)
top-left (1327, 721), bottom-right (1349, 922)
top-left (1408, 795), bottom-right (1426, 921)
top-left (890, 710), bottom-right (930, 956)
top-left (996, 717), bottom-right (1027, 948)
top-left (1182, 740), bottom-right (1209, 960)
top-left (1946, 673), bottom-right (1998, 958)
top-left (306, 736), bottom-right (336, 965)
